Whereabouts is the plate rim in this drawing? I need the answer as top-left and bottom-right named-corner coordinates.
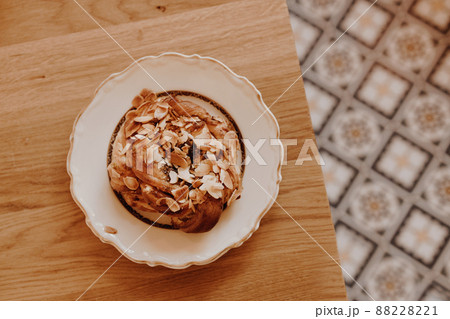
top-left (67, 52), bottom-right (283, 269)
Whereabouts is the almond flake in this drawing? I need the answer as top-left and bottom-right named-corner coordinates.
top-left (220, 169), bottom-right (233, 189)
top-left (156, 197), bottom-right (180, 212)
top-left (154, 103), bottom-right (169, 119)
top-left (142, 123), bottom-right (155, 130)
top-left (189, 189), bottom-right (205, 204)
top-left (132, 95), bottom-right (143, 107)
top-left (162, 130), bottom-right (178, 146)
top-left (134, 115), bottom-right (153, 123)
top-left (209, 139), bottom-right (225, 150)
top-left (109, 167), bottom-right (121, 179)
top-left (192, 180), bottom-right (202, 188)
top-left (178, 167), bottom-right (194, 183)
top-left (184, 116), bottom-right (201, 122)
top-left (169, 171), bottom-right (178, 184)
top-left (146, 144), bottom-right (162, 163)
top-left (125, 121), bottom-right (141, 138)
top-left (124, 176), bottom-right (139, 190)
top-left (171, 151), bottom-right (188, 168)
top-left (206, 152), bottom-right (216, 161)
top-left (199, 174), bottom-right (224, 199)
top-left (121, 140), bottom-right (133, 155)
top-left (104, 226), bottom-right (117, 234)
top-left (217, 160), bottom-right (230, 170)
top-left (179, 130), bottom-right (189, 143)
top-left (194, 162), bottom-right (211, 176)
top-left (135, 134), bottom-right (145, 140)
top-left (171, 185), bottom-right (189, 202)
top-left (189, 199), bottom-right (195, 211)
top-left (157, 160), bottom-right (166, 170)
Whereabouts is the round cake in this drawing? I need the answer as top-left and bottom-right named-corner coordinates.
top-left (107, 89), bottom-right (243, 233)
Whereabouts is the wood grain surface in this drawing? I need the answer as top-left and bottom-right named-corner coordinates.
top-left (0, 0), bottom-right (346, 300)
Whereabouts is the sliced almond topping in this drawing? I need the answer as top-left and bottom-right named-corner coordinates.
top-left (146, 144), bottom-right (163, 163)
top-left (156, 197), bottom-right (180, 212)
top-left (192, 126), bottom-right (211, 139)
top-left (140, 88), bottom-right (152, 98)
top-left (125, 121), bottom-right (141, 138)
top-left (181, 144), bottom-right (190, 153)
top-left (199, 174), bottom-right (224, 199)
top-left (169, 171), bottom-right (178, 184)
top-left (140, 89), bottom-right (156, 102)
top-left (212, 164), bottom-right (220, 174)
top-left (206, 152), bottom-right (216, 162)
top-left (189, 189), bottom-right (206, 204)
top-left (171, 151), bottom-right (188, 168)
top-left (224, 131), bottom-right (238, 140)
top-left (162, 130), bottom-right (178, 146)
top-left (116, 142), bottom-right (124, 155)
top-left (157, 160), bottom-right (166, 170)
top-left (209, 139), bottom-right (225, 150)
top-left (137, 127), bottom-right (151, 136)
top-left (132, 95), bottom-right (143, 107)
top-left (194, 162), bottom-right (211, 176)
top-left (124, 176), bottom-right (139, 190)
top-left (104, 226), bottom-right (117, 234)
top-left (178, 167), bottom-right (194, 183)
top-left (171, 185), bottom-right (189, 202)
top-left (189, 199), bottom-right (195, 212)
top-left (125, 151), bottom-right (133, 168)
top-left (158, 115), bottom-right (169, 129)
top-left (179, 130), bottom-right (189, 144)
top-left (220, 169), bottom-right (233, 189)
top-left (171, 120), bottom-right (184, 127)
top-left (192, 180), bottom-right (202, 188)
top-left (135, 134), bottom-right (145, 140)
top-left (154, 103), bottom-right (169, 119)
top-left (109, 167), bottom-right (121, 179)
top-left (184, 116), bottom-right (201, 122)
top-left (142, 123), bottom-right (155, 130)
top-left (134, 115), bottom-right (153, 123)
top-left (217, 160), bottom-right (230, 170)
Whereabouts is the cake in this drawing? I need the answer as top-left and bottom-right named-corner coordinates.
top-left (107, 89), bottom-right (243, 233)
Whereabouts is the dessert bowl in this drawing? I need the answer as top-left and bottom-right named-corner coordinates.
top-left (67, 53), bottom-right (283, 268)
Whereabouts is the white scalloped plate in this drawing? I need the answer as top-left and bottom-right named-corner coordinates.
top-left (67, 53), bottom-right (283, 269)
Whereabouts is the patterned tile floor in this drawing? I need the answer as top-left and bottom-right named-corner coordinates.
top-left (287, 0), bottom-right (450, 300)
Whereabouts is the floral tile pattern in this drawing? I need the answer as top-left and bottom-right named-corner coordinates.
top-left (321, 150), bottom-right (358, 207)
top-left (290, 13), bottom-right (322, 63)
top-left (335, 222), bottom-right (376, 285)
top-left (374, 134), bottom-right (431, 191)
top-left (331, 108), bottom-right (382, 158)
top-left (288, 0), bottom-right (450, 300)
top-left (409, 0), bottom-right (450, 32)
top-left (356, 64), bottom-right (412, 118)
top-left (304, 80), bottom-right (339, 133)
top-left (384, 23), bottom-right (437, 73)
top-left (348, 180), bottom-right (400, 232)
top-left (366, 256), bottom-right (420, 300)
top-left (404, 91), bottom-right (450, 143)
top-left (315, 39), bottom-right (364, 88)
top-left (393, 207), bottom-right (449, 267)
top-left (339, 0), bottom-right (393, 48)
top-left (421, 283), bottom-right (450, 301)
top-left (429, 48), bottom-right (450, 94)
top-left (423, 165), bottom-right (450, 217)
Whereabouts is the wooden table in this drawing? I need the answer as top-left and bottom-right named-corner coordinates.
top-left (0, 0), bottom-right (346, 300)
